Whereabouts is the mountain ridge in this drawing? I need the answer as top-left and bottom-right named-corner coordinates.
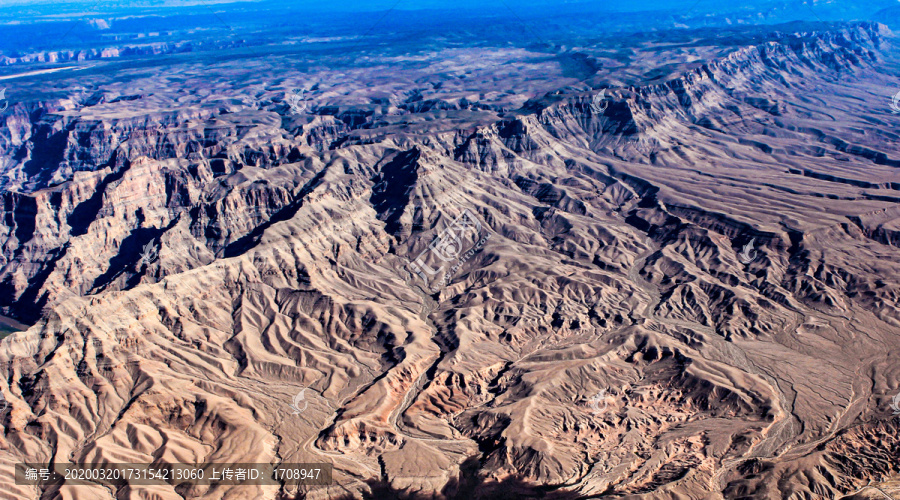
top-left (0, 20), bottom-right (899, 499)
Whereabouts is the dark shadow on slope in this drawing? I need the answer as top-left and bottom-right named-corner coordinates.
top-left (556, 52), bottom-right (603, 80)
top-left (1, 191), bottom-right (38, 245)
top-left (67, 150), bottom-right (129, 237)
top-left (0, 244), bottom-right (69, 324)
top-left (369, 147), bottom-right (420, 238)
top-left (88, 220), bottom-right (174, 293)
top-left (21, 123), bottom-right (70, 188)
top-left (222, 165), bottom-right (329, 258)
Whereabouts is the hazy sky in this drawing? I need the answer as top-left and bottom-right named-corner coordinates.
top-left (0, 0), bottom-right (678, 10)
top-left (0, 0), bottom-right (887, 24)
top-left (0, 0), bottom-right (522, 7)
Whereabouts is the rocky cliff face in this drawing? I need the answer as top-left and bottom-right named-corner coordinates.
top-left (0, 22), bottom-right (899, 499)
top-left (0, 40), bottom-right (253, 67)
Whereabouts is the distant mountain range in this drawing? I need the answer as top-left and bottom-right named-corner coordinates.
top-left (1, 0), bottom-right (899, 67)
top-left (1, 12), bottom-right (900, 497)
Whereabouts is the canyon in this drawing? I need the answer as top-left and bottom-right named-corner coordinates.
top-left (0, 16), bottom-right (899, 500)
